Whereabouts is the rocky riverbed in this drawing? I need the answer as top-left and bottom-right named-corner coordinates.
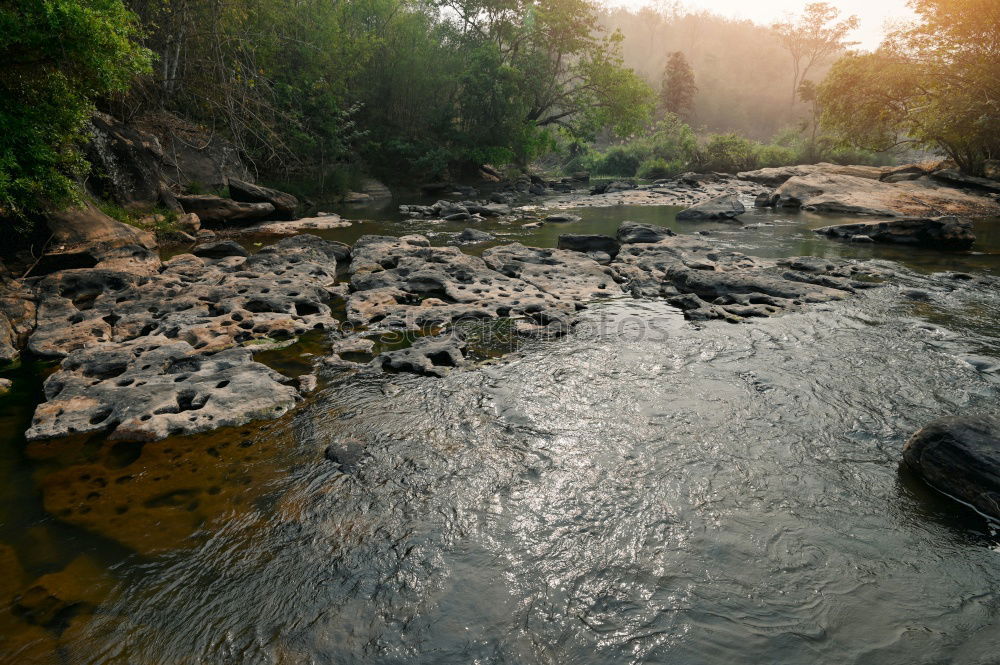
top-left (1, 158), bottom-right (1000, 665)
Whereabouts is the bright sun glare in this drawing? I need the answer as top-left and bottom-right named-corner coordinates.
top-left (605, 0), bottom-right (917, 49)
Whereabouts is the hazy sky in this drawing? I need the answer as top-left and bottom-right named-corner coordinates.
top-left (606, 0), bottom-right (916, 49)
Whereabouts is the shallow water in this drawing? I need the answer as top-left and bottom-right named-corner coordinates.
top-left (2, 202), bottom-right (999, 664)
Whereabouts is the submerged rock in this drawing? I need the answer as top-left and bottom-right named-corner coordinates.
top-left (458, 228), bottom-right (494, 243)
top-left (814, 216), bottom-right (975, 250)
top-left (902, 416), bottom-right (1000, 519)
top-left (676, 194), bottom-right (745, 221)
top-left (377, 336), bottom-right (467, 377)
top-left (544, 213), bottom-right (582, 223)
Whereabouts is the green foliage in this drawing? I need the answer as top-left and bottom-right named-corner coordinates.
top-left (123, 0), bottom-right (653, 184)
top-left (819, 0), bottom-right (1000, 176)
top-left (0, 0), bottom-right (151, 217)
top-left (691, 134), bottom-right (760, 173)
top-left (638, 157), bottom-right (683, 180)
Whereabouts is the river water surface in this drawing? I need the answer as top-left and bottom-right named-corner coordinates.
top-left (1, 203), bottom-right (999, 664)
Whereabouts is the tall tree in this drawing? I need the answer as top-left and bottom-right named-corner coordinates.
top-left (658, 51), bottom-right (697, 119)
top-left (772, 2), bottom-right (858, 109)
top-left (819, 0), bottom-right (1000, 176)
top-left (797, 79), bottom-right (822, 160)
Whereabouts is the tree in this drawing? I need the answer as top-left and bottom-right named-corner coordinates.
top-left (797, 79), bottom-right (822, 160)
top-left (819, 0), bottom-right (1000, 176)
top-left (772, 3), bottom-right (858, 110)
top-left (0, 0), bottom-right (151, 218)
top-left (659, 51), bottom-right (697, 119)
top-left (439, 0), bottom-right (654, 155)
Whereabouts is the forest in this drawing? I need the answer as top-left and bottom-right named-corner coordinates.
top-left (0, 0), bottom-right (997, 220)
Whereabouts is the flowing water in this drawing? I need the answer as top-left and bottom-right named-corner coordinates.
top-left (2, 203), bottom-right (1000, 664)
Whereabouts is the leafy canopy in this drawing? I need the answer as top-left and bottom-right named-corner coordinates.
top-left (819, 0), bottom-right (1000, 175)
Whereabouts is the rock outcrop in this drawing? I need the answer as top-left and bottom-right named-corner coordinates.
top-left (771, 173), bottom-right (1000, 217)
top-left (814, 216), bottom-right (976, 250)
top-left (930, 169), bottom-right (1000, 194)
top-left (85, 113), bottom-right (179, 212)
top-left (344, 235), bottom-right (589, 336)
top-left (676, 193), bottom-right (745, 221)
top-left (902, 416), bottom-right (1000, 519)
top-left (737, 163), bottom-right (885, 187)
top-left (140, 113), bottom-right (251, 191)
top-left (25, 235), bottom-right (345, 441)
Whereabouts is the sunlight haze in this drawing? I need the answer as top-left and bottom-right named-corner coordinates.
top-left (606, 0), bottom-right (917, 48)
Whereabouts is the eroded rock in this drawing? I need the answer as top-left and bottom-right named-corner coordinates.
top-left (27, 339), bottom-right (300, 441)
top-left (610, 229), bottom-right (878, 322)
top-left (26, 235), bottom-right (343, 440)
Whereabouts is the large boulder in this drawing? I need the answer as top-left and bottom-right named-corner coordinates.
top-left (773, 172), bottom-right (1000, 217)
top-left (902, 416), bottom-right (1000, 519)
top-left (814, 216), bottom-right (975, 250)
top-left (557, 234), bottom-right (620, 258)
top-left (176, 195), bottom-right (275, 226)
top-left (227, 178), bottom-right (299, 219)
top-left (85, 113), bottom-right (179, 211)
top-left (676, 194), bottom-right (745, 221)
top-left (616, 221), bottom-right (675, 244)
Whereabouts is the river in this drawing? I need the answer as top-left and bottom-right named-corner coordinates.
top-left (1, 202), bottom-right (999, 664)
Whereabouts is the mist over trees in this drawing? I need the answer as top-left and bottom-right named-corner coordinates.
top-left (2, 0), bottom-right (997, 222)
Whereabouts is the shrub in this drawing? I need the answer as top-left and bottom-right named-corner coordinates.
top-left (638, 157), bottom-right (684, 180)
top-left (590, 144), bottom-right (644, 177)
top-left (700, 133), bottom-right (760, 173)
top-left (755, 144), bottom-right (798, 168)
